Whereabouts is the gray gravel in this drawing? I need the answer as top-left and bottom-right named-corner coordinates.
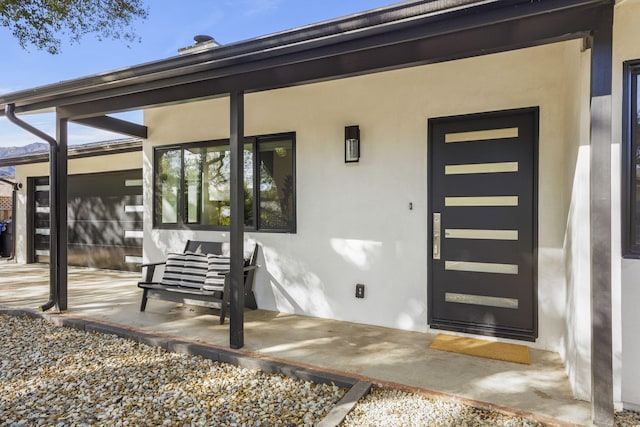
top-left (2, 313), bottom-right (639, 426)
top-left (0, 314), bottom-right (344, 426)
top-left (616, 410), bottom-right (640, 427)
top-left (340, 387), bottom-right (544, 427)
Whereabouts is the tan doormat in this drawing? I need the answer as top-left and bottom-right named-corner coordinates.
top-left (429, 334), bottom-right (531, 365)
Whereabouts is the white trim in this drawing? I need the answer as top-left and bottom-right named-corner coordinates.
top-left (125, 205), bottom-right (144, 213)
top-left (445, 162), bottom-right (518, 175)
top-left (445, 260), bottom-right (518, 275)
top-left (445, 292), bottom-right (519, 309)
top-left (445, 127), bottom-right (519, 143)
top-left (445, 196), bottom-right (519, 207)
top-left (445, 229), bottom-right (518, 240)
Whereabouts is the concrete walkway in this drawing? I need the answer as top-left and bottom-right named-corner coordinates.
top-left (0, 261), bottom-right (591, 426)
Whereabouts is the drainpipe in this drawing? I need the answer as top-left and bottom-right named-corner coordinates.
top-left (5, 104), bottom-right (59, 311)
top-left (0, 177), bottom-right (21, 260)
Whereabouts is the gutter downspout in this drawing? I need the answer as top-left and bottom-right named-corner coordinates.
top-left (0, 177), bottom-right (21, 260)
top-left (4, 104), bottom-right (59, 311)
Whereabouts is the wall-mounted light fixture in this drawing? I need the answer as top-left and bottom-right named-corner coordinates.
top-left (345, 125), bottom-right (360, 163)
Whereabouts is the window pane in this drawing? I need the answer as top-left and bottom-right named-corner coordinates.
top-left (202, 145), bottom-right (230, 226)
top-left (185, 148), bottom-right (202, 224)
top-left (201, 144), bottom-right (254, 227)
top-left (259, 138), bottom-right (294, 230)
top-left (243, 144), bottom-right (254, 227)
top-left (627, 69), bottom-right (640, 256)
top-left (634, 74), bottom-right (640, 247)
top-left (156, 149), bottom-right (181, 224)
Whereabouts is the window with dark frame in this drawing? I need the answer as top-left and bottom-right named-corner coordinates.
top-left (154, 133), bottom-right (296, 233)
top-left (623, 61), bottom-right (640, 257)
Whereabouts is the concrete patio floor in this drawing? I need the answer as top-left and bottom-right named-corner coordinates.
top-left (0, 261), bottom-right (591, 426)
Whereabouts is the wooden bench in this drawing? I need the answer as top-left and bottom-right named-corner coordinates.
top-left (137, 240), bottom-right (258, 324)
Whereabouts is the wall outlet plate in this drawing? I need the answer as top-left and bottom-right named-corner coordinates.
top-left (356, 284), bottom-right (365, 298)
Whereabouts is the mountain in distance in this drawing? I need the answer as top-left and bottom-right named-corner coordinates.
top-left (0, 142), bottom-right (49, 178)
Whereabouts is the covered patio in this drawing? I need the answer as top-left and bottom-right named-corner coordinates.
top-left (0, 260), bottom-right (590, 425)
top-left (0, 0), bottom-right (621, 424)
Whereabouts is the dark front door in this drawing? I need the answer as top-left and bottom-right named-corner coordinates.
top-left (428, 108), bottom-right (538, 341)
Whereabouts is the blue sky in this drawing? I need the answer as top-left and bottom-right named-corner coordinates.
top-left (0, 0), bottom-right (396, 148)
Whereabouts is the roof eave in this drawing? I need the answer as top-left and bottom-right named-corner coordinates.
top-left (0, 0), bottom-right (612, 118)
top-left (0, 138), bottom-right (142, 168)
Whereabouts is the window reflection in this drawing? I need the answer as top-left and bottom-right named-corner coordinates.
top-left (157, 150), bottom-right (180, 223)
top-left (260, 139), bottom-right (294, 230)
top-left (201, 144), bottom-right (254, 227)
top-left (154, 135), bottom-right (293, 232)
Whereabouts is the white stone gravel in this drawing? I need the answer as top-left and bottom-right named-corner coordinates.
top-left (2, 313), bottom-right (639, 427)
top-left (0, 314), bottom-right (344, 426)
top-left (340, 387), bottom-right (544, 427)
top-left (616, 410), bottom-right (640, 427)
top-left (341, 386), bottom-right (640, 427)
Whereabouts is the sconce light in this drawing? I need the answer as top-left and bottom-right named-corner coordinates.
top-left (345, 125), bottom-right (360, 163)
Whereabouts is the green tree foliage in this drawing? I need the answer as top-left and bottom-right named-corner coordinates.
top-left (0, 0), bottom-right (148, 54)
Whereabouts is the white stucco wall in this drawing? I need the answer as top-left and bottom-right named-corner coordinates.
top-left (561, 39), bottom-right (593, 402)
top-left (614, 0), bottom-right (640, 411)
top-left (145, 40), bottom-right (582, 354)
top-left (13, 151), bottom-right (142, 264)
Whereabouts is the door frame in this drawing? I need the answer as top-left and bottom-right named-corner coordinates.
top-left (427, 107), bottom-right (539, 341)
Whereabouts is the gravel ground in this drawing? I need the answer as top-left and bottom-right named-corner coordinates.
top-left (341, 388), bottom-right (640, 427)
top-left (0, 315), bottom-right (344, 426)
top-left (340, 387), bottom-right (544, 427)
top-left (616, 410), bottom-right (640, 427)
top-left (2, 313), bottom-right (639, 427)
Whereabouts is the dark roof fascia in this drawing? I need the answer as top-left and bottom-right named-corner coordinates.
top-left (0, 0), bottom-right (611, 119)
top-left (0, 0), bottom-right (504, 108)
top-left (55, 0), bottom-right (611, 119)
top-left (0, 139), bottom-right (142, 167)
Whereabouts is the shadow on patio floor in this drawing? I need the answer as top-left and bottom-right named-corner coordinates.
top-left (0, 261), bottom-right (591, 425)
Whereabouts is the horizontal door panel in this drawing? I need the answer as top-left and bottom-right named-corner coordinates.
top-left (440, 174), bottom-right (528, 196)
top-left (68, 244), bottom-right (143, 272)
top-left (442, 240), bottom-right (530, 264)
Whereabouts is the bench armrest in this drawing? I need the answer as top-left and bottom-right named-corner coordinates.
top-left (138, 261), bottom-right (167, 283)
top-left (216, 265), bottom-right (259, 276)
top-left (138, 261), bottom-right (166, 268)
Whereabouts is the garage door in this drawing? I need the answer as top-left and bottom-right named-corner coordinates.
top-left (29, 169), bottom-right (143, 271)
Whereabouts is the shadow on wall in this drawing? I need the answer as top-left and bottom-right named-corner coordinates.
top-left (256, 244), bottom-right (334, 318)
top-left (256, 237), bottom-right (388, 320)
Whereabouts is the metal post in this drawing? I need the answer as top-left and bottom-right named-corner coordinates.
top-left (56, 113), bottom-right (68, 311)
top-left (229, 91), bottom-right (245, 349)
top-left (589, 6), bottom-right (614, 427)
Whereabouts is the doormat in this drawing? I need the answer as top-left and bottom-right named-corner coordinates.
top-left (429, 334), bottom-right (530, 365)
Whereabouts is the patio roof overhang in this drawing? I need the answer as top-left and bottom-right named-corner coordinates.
top-left (0, 0), bottom-right (611, 121)
top-left (0, 1), bottom-right (616, 424)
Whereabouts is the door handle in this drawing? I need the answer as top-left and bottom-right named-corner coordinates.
top-left (433, 212), bottom-right (441, 260)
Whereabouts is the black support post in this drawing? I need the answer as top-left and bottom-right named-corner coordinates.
top-left (229, 91), bottom-right (245, 349)
top-left (589, 6), bottom-right (614, 427)
top-left (56, 113), bottom-right (69, 311)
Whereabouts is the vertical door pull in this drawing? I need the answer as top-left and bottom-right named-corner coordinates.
top-left (433, 212), bottom-right (441, 260)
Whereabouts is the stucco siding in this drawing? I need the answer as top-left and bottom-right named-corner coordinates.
top-left (145, 41), bottom-right (580, 353)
